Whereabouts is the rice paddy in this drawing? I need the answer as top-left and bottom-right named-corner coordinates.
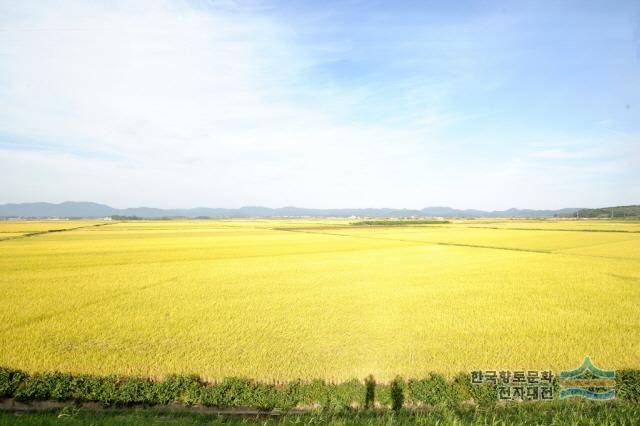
top-left (0, 219), bottom-right (639, 382)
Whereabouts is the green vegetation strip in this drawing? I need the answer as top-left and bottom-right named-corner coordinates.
top-left (2, 402), bottom-right (640, 425)
top-left (351, 220), bottom-right (451, 226)
top-left (467, 226), bottom-right (640, 233)
top-left (1, 368), bottom-right (639, 412)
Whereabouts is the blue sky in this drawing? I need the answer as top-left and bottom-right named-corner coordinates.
top-left (0, 0), bottom-right (638, 209)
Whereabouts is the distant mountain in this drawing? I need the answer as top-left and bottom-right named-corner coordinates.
top-left (0, 201), bottom-right (583, 219)
top-left (0, 202), bottom-right (116, 218)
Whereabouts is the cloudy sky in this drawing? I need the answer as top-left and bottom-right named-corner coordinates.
top-left (1, 0), bottom-right (639, 210)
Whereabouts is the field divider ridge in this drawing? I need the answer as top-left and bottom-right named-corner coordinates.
top-left (0, 222), bottom-right (116, 243)
top-left (274, 227), bottom-right (551, 254)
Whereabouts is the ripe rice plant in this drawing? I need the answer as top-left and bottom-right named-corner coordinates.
top-left (0, 219), bottom-right (638, 381)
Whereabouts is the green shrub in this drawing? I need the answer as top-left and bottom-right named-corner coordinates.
top-left (247, 382), bottom-right (279, 410)
top-left (13, 374), bottom-right (47, 401)
top-left (66, 375), bottom-right (105, 402)
top-left (93, 376), bottom-right (119, 406)
top-left (215, 378), bottom-right (255, 407)
top-left (329, 379), bottom-right (365, 411)
top-left (278, 380), bottom-right (304, 409)
top-left (291, 379), bottom-right (364, 412)
top-left (407, 374), bottom-right (458, 407)
top-left (290, 379), bottom-right (324, 408)
top-left (155, 374), bottom-right (202, 405)
top-left (617, 369), bottom-right (640, 402)
top-left (452, 373), bottom-right (496, 406)
top-left (0, 367), bottom-right (28, 397)
top-left (115, 377), bottom-right (157, 405)
top-left (1, 366), bottom-right (639, 411)
top-left (13, 372), bottom-right (74, 401)
top-left (48, 373), bottom-right (74, 401)
top-left (198, 378), bottom-right (279, 410)
top-left (375, 382), bottom-right (391, 408)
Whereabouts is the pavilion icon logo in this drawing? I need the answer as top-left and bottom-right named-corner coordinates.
top-left (559, 356), bottom-right (615, 400)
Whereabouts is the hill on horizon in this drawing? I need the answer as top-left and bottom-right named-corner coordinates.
top-left (0, 201), bottom-right (586, 219)
top-left (576, 205), bottom-right (640, 218)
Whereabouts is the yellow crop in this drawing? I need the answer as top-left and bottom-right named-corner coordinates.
top-left (0, 220), bottom-right (107, 240)
top-left (0, 219), bottom-right (638, 382)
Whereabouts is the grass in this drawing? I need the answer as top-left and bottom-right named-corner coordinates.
top-left (2, 401), bottom-right (640, 425)
top-left (0, 219), bottom-right (639, 381)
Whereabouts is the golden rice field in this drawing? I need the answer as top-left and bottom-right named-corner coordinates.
top-left (0, 218), bottom-right (639, 382)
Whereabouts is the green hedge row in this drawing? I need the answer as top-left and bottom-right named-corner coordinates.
top-left (1, 367), bottom-right (639, 411)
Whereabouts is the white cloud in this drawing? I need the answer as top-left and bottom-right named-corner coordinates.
top-left (0, 1), bottom-right (638, 210)
top-left (0, 0), bottom-right (461, 208)
top-left (530, 149), bottom-right (590, 159)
